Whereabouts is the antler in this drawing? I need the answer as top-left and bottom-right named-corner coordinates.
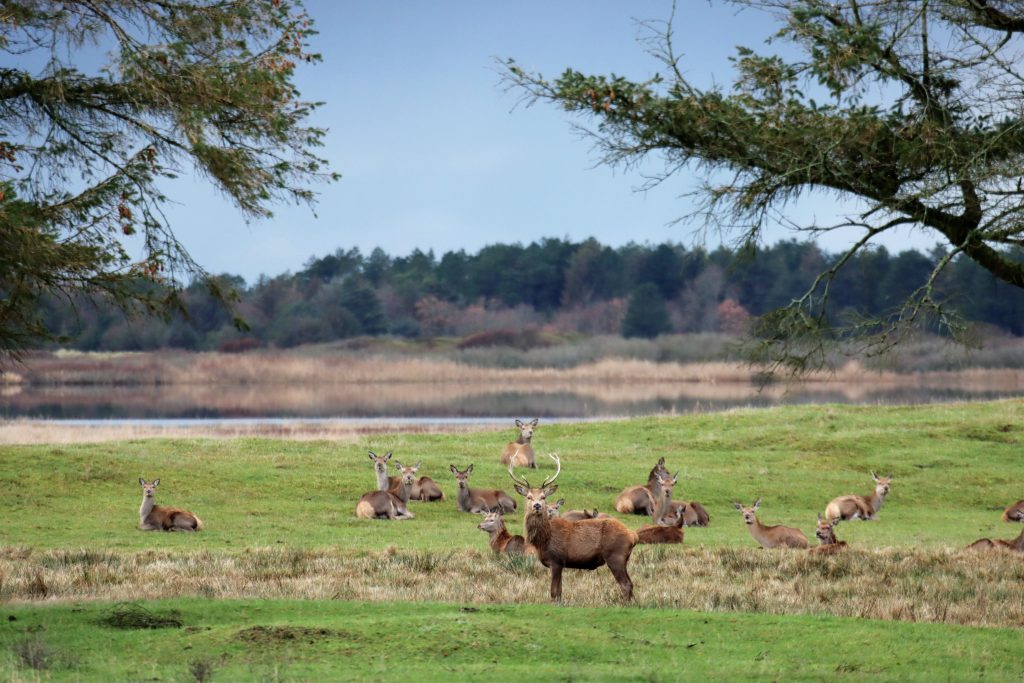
top-left (541, 453), bottom-right (561, 488)
top-left (508, 459), bottom-right (532, 489)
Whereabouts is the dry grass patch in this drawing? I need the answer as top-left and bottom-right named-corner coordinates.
top-left (1, 545), bottom-right (1022, 628)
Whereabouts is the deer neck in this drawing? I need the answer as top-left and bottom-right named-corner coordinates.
top-left (1013, 528), bottom-right (1024, 552)
top-left (140, 494), bottom-right (155, 523)
top-left (375, 468), bottom-right (390, 491)
top-left (524, 509), bottom-right (552, 550)
top-left (489, 523), bottom-right (512, 551)
top-left (393, 479), bottom-right (412, 505)
top-left (456, 485), bottom-right (472, 511)
top-left (748, 517), bottom-right (772, 544)
top-left (870, 490), bottom-right (887, 513)
top-left (516, 434), bottom-right (531, 446)
top-left (652, 490), bottom-right (673, 523)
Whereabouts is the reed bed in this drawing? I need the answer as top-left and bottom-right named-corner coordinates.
top-left (1, 545), bottom-right (1022, 628)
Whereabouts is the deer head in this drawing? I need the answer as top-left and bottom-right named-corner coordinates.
top-left (815, 513), bottom-right (838, 544)
top-left (871, 472), bottom-right (892, 496)
top-left (547, 498), bottom-right (565, 518)
top-left (478, 508), bottom-right (505, 533)
top-left (368, 451), bottom-right (393, 476)
top-left (139, 478), bottom-right (160, 497)
top-left (394, 461), bottom-right (420, 486)
top-left (514, 418), bottom-right (539, 441)
top-left (450, 464), bottom-right (473, 489)
top-left (733, 498), bottom-right (762, 525)
top-left (508, 453), bottom-right (561, 514)
top-left (654, 470), bottom-right (679, 502)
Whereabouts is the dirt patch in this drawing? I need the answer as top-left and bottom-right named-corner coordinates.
top-left (235, 625), bottom-right (346, 645)
top-left (97, 603), bottom-right (182, 629)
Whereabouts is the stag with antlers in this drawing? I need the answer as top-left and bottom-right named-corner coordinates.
top-left (509, 454), bottom-right (638, 602)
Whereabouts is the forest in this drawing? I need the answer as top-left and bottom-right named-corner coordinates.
top-left (37, 238), bottom-right (1024, 352)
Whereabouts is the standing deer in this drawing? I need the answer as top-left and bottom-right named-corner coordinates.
top-left (367, 451), bottom-right (444, 501)
top-left (966, 527), bottom-right (1024, 552)
top-left (477, 509), bottom-right (527, 555)
top-left (138, 478), bottom-right (204, 531)
top-left (509, 454), bottom-right (639, 601)
top-left (501, 419), bottom-right (538, 468)
top-left (636, 512), bottom-right (685, 545)
top-left (615, 457), bottom-right (666, 515)
top-left (450, 464), bottom-right (517, 513)
top-left (808, 514), bottom-right (847, 555)
top-left (1002, 499), bottom-right (1024, 522)
top-left (825, 472), bottom-right (893, 521)
top-left (356, 462), bottom-right (416, 520)
top-left (733, 499), bottom-right (808, 549)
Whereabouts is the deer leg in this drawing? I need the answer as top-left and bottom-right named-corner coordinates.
top-left (607, 556), bottom-right (634, 602)
top-left (549, 563), bottom-right (564, 602)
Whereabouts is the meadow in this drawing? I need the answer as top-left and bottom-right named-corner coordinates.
top-left (1, 401), bottom-right (1023, 679)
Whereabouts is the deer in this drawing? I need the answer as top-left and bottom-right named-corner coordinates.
top-left (825, 472), bottom-right (893, 522)
top-left (477, 509), bottom-right (527, 555)
top-left (450, 464), bottom-right (517, 514)
top-left (733, 499), bottom-right (808, 549)
top-left (546, 498), bottom-right (565, 518)
top-left (355, 462), bottom-right (416, 520)
top-left (562, 508), bottom-right (612, 522)
top-left (649, 469), bottom-right (680, 525)
top-left (615, 457), bottom-right (666, 515)
top-left (509, 454), bottom-right (639, 602)
top-left (138, 478), bottom-right (204, 531)
top-left (1002, 500), bottom-right (1024, 522)
top-left (501, 418), bottom-right (538, 468)
top-left (966, 527), bottom-right (1024, 552)
top-left (636, 512), bottom-right (685, 545)
top-left (367, 451), bottom-right (444, 501)
top-left (808, 514), bottom-right (848, 555)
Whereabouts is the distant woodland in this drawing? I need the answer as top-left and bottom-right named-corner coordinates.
top-left (36, 239), bottom-right (1024, 351)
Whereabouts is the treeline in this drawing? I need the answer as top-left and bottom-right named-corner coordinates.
top-left (39, 239), bottom-right (1024, 351)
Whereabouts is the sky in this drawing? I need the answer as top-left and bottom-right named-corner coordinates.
top-left (153, 1), bottom-right (940, 282)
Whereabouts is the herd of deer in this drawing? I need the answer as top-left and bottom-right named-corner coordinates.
top-left (136, 418), bottom-right (1024, 602)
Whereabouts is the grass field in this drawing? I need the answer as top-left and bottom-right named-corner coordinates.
top-left (1, 400), bottom-right (1023, 679)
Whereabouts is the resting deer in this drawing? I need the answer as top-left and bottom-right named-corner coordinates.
top-left (636, 512), bottom-right (685, 545)
top-left (509, 454), bottom-right (638, 601)
top-left (967, 527), bottom-right (1024, 552)
top-left (825, 472), bottom-right (892, 522)
top-left (733, 499), bottom-right (808, 549)
top-left (615, 457), bottom-right (666, 515)
top-left (367, 451), bottom-right (444, 501)
top-left (356, 462), bottom-right (416, 520)
top-left (1002, 500), bottom-right (1024, 522)
top-left (562, 508), bottom-right (611, 522)
top-left (138, 478), bottom-right (204, 531)
top-left (649, 470), bottom-right (680, 525)
top-left (808, 514), bottom-right (847, 555)
top-left (450, 464), bottom-right (516, 513)
top-left (477, 509), bottom-right (527, 555)
top-left (501, 418), bottom-right (538, 468)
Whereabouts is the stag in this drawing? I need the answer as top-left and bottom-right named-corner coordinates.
top-left (509, 454), bottom-right (638, 601)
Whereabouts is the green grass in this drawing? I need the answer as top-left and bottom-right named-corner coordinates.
top-left (1, 599), bottom-right (1022, 681)
top-left (1, 401), bottom-right (1021, 551)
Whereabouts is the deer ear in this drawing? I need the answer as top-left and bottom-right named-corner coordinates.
top-left (530, 418), bottom-right (538, 426)
top-left (449, 464), bottom-right (458, 474)
top-left (412, 461), bottom-right (421, 471)
top-left (467, 464), bottom-right (473, 474)
top-left (513, 483), bottom-right (529, 496)
top-left (753, 498), bottom-right (761, 509)
top-left (556, 498), bottom-right (565, 507)
top-left (817, 512), bottom-right (823, 522)
top-left (887, 473), bottom-right (893, 480)
top-left (153, 479), bottom-right (160, 487)
top-left (657, 457), bottom-right (666, 467)
top-left (393, 462), bottom-right (403, 471)
top-left (515, 419), bottom-right (524, 428)
top-left (139, 478), bottom-right (145, 485)
top-left (871, 471), bottom-right (878, 481)
top-left (733, 502), bottom-right (742, 510)
top-left (543, 484), bottom-right (558, 497)
top-left (384, 452), bottom-right (392, 461)
top-left (368, 451), bottom-right (376, 460)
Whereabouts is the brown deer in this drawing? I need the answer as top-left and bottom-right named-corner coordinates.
top-left (733, 499), bottom-right (808, 549)
top-left (509, 454), bottom-right (639, 601)
top-left (562, 508), bottom-right (612, 522)
top-left (477, 509), bottom-right (527, 555)
top-left (663, 501), bottom-right (712, 528)
top-left (825, 472), bottom-right (892, 522)
top-left (966, 527), bottom-right (1024, 552)
top-left (138, 478), bottom-right (204, 531)
top-left (615, 457), bottom-right (665, 515)
top-left (1001, 500), bottom-right (1024, 522)
top-left (355, 463), bottom-right (416, 520)
top-left (636, 512), bottom-right (685, 545)
top-left (501, 418), bottom-right (538, 468)
top-left (649, 469), bottom-right (680, 525)
top-left (450, 464), bottom-right (516, 514)
top-left (808, 514), bottom-right (848, 555)
top-left (367, 451), bottom-right (444, 501)
top-left (546, 498), bottom-right (565, 518)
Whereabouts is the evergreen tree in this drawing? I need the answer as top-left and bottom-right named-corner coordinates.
top-left (622, 283), bottom-right (671, 339)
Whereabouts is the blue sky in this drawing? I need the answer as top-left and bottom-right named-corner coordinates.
top-left (159, 0), bottom-right (939, 283)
